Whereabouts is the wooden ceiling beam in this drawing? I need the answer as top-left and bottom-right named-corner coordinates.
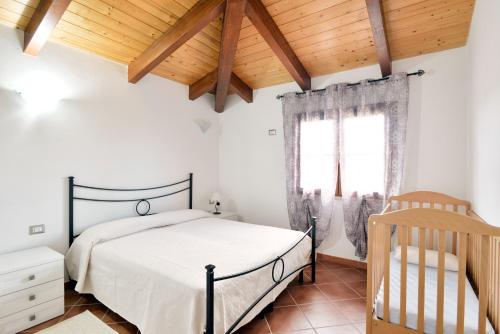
top-left (230, 73), bottom-right (253, 103)
top-left (189, 70), bottom-right (253, 104)
top-left (215, 0), bottom-right (247, 113)
top-left (245, 0), bottom-right (311, 91)
top-left (189, 70), bottom-right (217, 100)
top-left (128, 0), bottom-right (225, 84)
top-left (365, 0), bottom-right (392, 77)
top-left (24, 0), bottom-right (71, 56)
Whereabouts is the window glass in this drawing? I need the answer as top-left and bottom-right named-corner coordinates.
top-left (299, 120), bottom-right (334, 192)
top-left (343, 114), bottom-right (385, 195)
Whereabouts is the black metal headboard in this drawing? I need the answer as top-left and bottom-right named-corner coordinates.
top-left (68, 173), bottom-right (193, 247)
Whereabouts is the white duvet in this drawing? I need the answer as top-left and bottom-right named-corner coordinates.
top-left (66, 210), bottom-right (311, 334)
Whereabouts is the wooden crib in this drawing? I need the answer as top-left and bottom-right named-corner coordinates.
top-left (366, 191), bottom-right (500, 334)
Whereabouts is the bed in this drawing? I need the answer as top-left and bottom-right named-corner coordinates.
top-left (366, 191), bottom-right (500, 334)
top-left (66, 174), bottom-right (316, 334)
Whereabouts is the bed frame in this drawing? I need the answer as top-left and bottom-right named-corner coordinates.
top-left (67, 174), bottom-right (317, 334)
top-left (366, 191), bottom-right (500, 334)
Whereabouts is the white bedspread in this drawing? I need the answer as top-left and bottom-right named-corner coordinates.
top-left (375, 256), bottom-right (494, 334)
top-left (66, 210), bottom-right (311, 334)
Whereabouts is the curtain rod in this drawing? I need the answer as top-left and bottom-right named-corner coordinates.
top-left (275, 70), bottom-right (425, 100)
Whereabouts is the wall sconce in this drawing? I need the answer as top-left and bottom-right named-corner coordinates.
top-left (16, 71), bottom-right (67, 113)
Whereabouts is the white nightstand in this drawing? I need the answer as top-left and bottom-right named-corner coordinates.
top-left (0, 247), bottom-right (64, 334)
top-left (209, 211), bottom-right (240, 221)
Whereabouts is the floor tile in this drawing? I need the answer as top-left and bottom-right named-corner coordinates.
top-left (103, 309), bottom-right (128, 324)
top-left (64, 289), bottom-right (81, 306)
top-left (274, 330), bottom-right (316, 334)
top-left (109, 322), bottom-right (139, 334)
top-left (305, 262), bottom-right (328, 274)
top-left (353, 322), bottom-right (366, 334)
top-left (319, 262), bottom-right (350, 270)
top-left (75, 293), bottom-right (101, 305)
top-left (265, 306), bottom-right (312, 332)
top-left (288, 285), bottom-right (328, 305)
top-left (333, 299), bottom-right (366, 322)
top-left (317, 282), bottom-right (359, 301)
top-left (315, 324), bottom-right (361, 333)
top-left (334, 269), bottom-right (367, 283)
top-left (300, 303), bottom-right (350, 327)
top-left (311, 270), bottom-right (342, 284)
top-left (236, 317), bottom-right (270, 334)
top-left (275, 289), bottom-right (296, 307)
top-left (63, 304), bottom-right (108, 320)
top-left (346, 281), bottom-right (366, 297)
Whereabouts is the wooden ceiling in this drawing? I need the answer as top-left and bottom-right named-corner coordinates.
top-left (1, 0), bottom-right (474, 105)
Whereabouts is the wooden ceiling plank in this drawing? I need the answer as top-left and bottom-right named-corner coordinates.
top-left (245, 0), bottom-right (311, 91)
top-left (24, 0), bottom-right (71, 55)
top-left (365, 0), bottom-right (391, 77)
top-left (0, 6), bottom-right (31, 29)
top-left (239, 0), bottom-right (365, 43)
top-left (127, 0), bottom-right (225, 84)
top-left (238, 5), bottom-right (368, 53)
top-left (215, 0), bottom-right (247, 113)
top-left (235, 26), bottom-right (374, 67)
top-left (1, 0), bottom-right (37, 17)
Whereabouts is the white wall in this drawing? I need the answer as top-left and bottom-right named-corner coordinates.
top-left (219, 48), bottom-right (469, 260)
top-left (466, 0), bottom-right (500, 226)
top-left (0, 25), bottom-right (220, 255)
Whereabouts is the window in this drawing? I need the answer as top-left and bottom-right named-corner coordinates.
top-left (299, 119), bottom-right (334, 193)
top-left (343, 114), bottom-right (385, 195)
top-left (299, 113), bottom-right (385, 196)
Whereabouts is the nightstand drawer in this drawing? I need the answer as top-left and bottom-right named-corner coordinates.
top-left (0, 279), bottom-right (64, 318)
top-left (0, 297), bottom-right (64, 334)
top-left (0, 261), bottom-right (63, 296)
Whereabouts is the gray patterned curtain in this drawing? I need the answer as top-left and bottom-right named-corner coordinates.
top-left (282, 73), bottom-right (409, 254)
top-left (340, 73), bottom-right (409, 259)
top-left (282, 90), bottom-right (338, 246)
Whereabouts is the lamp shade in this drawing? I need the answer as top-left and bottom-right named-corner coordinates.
top-left (210, 192), bottom-right (221, 203)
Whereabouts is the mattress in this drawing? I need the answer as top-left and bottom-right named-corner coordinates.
top-left (375, 256), bottom-right (494, 334)
top-left (66, 210), bottom-right (311, 334)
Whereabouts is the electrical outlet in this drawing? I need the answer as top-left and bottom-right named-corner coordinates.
top-left (268, 129), bottom-right (277, 136)
top-left (29, 224), bottom-right (45, 235)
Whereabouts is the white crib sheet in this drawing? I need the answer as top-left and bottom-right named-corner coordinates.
top-left (375, 256), bottom-right (494, 334)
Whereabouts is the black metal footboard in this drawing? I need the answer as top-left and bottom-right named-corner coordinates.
top-left (204, 215), bottom-right (317, 334)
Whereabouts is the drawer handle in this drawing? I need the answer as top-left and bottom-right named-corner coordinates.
top-left (28, 274), bottom-right (36, 281)
top-left (29, 314), bottom-right (36, 321)
top-left (29, 294), bottom-right (36, 301)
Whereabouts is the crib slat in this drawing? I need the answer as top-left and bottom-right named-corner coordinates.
top-left (400, 225), bottom-right (408, 327)
top-left (396, 201), bottom-right (402, 245)
top-left (384, 224), bottom-right (391, 322)
top-left (436, 230), bottom-right (446, 334)
top-left (478, 235), bottom-right (490, 334)
top-left (418, 228), bottom-right (426, 333)
top-left (429, 229), bottom-right (434, 250)
top-left (452, 205), bottom-right (458, 254)
top-left (456, 232), bottom-right (467, 334)
top-left (407, 202), bottom-right (414, 246)
top-left (366, 221), bottom-right (374, 334)
top-left (427, 203), bottom-right (436, 250)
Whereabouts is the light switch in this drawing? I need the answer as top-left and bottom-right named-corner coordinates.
top-left (29, 225), bottom-right (45, 235)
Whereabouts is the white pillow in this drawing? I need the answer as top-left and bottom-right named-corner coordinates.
top-left (394, 245), bottom-right (459, 272)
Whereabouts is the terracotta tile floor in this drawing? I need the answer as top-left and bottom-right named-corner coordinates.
top-left (21, 260), bottom-right (366, 334)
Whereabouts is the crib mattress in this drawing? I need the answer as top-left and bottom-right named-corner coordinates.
top-left (375, 256), bottom-right (494, 334)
